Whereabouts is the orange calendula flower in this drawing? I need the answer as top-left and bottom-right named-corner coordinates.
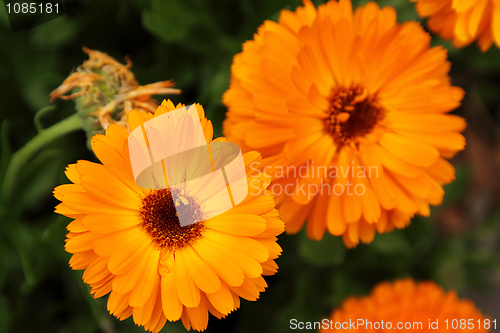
top-left (320, 279), bottom-right (491, 332)
top-left (223, 0), bottom-right (466, 247)
top-left (411, 0), bottom-right (500, 51)
top-left (54, 100), bottom-right (284, 332)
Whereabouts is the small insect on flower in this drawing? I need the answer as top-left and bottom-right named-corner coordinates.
top-left (175, 196), bottom-right (190, 207)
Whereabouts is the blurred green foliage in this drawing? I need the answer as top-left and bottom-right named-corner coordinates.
top-left (1, 0), bottom-right (500, 332)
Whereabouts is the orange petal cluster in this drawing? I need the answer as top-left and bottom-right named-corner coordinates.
top-left (411, 0), bottom-right (500, 51)
top-left (321, 279), bottom-right (491, 333)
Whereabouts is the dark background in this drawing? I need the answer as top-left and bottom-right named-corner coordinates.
top-left (1, 0), bottom-right (500, 332)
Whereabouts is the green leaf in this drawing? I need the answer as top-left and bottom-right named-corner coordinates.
top-left (0, 241), bottom-right (17, 289)
top-left (30, 16), bottom-right (78, 49)
top-left (432, 239), bottom-right (467, 290)
top-left (442, 163), bottom-right (471, 206)
top-left (327, 271), bottom-right (367, 306)
top-left (0, 113), bottom-right (82, 205)
top-left (0, 296), bottom-right (9, 333)
top-left (0, 120), bottom-right (11, 187)
top-left (298, 229), bottom-right (346, 267)
top-left (42, 215), bottom-right (70, 243)
top-left (17, 149), bottom-right (62, 211)
top-left (142, 0), bottom-right (200, 42)
top-left (370, 231), bottom-right (411, 255)
top-left (5, 222), bottom-right (36, 291)
top-left (0, 0), bottom-right (9, 28)
top-left (11, 47), bottom-right (60, 110)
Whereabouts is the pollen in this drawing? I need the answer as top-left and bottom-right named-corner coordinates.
top-left (140, 188), bottom-right (204, 249)
top-left (325, 85), bottom-right (384, 147)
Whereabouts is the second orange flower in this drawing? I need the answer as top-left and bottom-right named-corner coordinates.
top-left (411, 0), bottom-right (500, 51)
top-left (223, 0), bottom-right (466, 247)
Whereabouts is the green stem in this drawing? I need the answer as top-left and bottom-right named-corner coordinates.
top-left (1, 113), bottom-right (83, 204)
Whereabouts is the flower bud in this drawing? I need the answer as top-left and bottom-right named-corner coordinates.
top-left (50, 47), bottom-right (180, 145)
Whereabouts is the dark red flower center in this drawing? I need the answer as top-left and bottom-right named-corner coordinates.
top-left (325, 85), bottom-right (384, 147)
top-left (140, 188), bottom-right (204, 249)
